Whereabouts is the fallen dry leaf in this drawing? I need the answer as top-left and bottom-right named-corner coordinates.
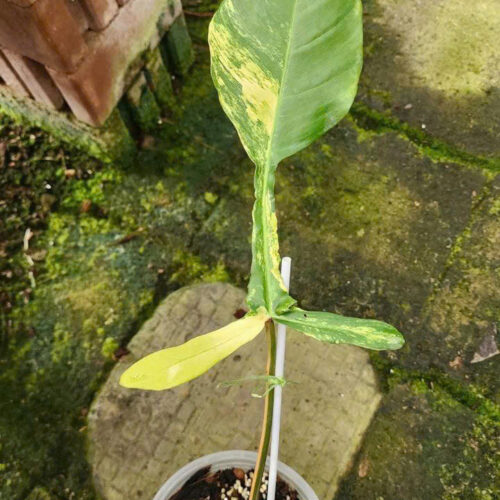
top-left (358, 456), bottom-right (369, 478)
top-left (449, 356), bottom-right (463, 370)
top-left (471, 331), bottom-right (499, 364)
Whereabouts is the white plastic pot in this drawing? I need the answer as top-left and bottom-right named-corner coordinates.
top-left (153, 450), bottom-right (319, 500)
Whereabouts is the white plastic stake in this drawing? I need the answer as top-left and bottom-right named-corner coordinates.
top-left (267, 256), bottom-right (292, 500)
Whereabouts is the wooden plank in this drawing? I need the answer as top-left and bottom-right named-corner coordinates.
top-left (49, 0), bottom-right (183, 125)
top-left (0, 52), bottom-right (30, 97)
top-left (80, 0), bottom-right (118, 31)
top-left (2, 50), bottom-right (64, 109)
top-left (0, 0), bottom-right (88, 72)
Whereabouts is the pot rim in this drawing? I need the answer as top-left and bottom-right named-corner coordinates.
top-left (153, 450), bottom-right (319, 500)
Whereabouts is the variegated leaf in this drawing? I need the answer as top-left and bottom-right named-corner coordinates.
top-left (120, 312), bottom-right (268, 391)
top-left (274, 307), bottom-right (405, 351)
top-left (209, 0), bottom-right (363, 314)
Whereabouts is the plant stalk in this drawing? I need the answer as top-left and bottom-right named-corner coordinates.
top-left (249, 320), bottom-right (277, 500)
top-left (247, 161), bottom-right (295, 315)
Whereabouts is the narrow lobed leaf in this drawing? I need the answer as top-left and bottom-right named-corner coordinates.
top-left (119, 312), bottom-right (269, 391)
top-left (274, 307), bottom-right (404, 351)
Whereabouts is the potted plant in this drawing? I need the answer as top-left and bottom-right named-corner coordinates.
top-left (120, 0), bottom-right (405, 499)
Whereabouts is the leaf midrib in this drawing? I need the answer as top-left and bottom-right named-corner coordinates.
top-left (164, 316), bottom-right (266, 376)
top-left (260, 0), bottom-right (300, 312)
top-left (267, 0), bottom-right (300, 164)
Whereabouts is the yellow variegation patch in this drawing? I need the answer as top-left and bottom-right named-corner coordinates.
top-left (120, 311), bottom-right (269, 391)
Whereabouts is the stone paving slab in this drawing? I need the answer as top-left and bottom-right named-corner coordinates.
top-left (194, 119), bottom-right (489, 360)
top-left (336, 382), bottom-right (490, 500)
top-left (88, 283), bottom-right (382, 500)
top-left (423, 176), bottom-right (500, 396)
top-left (360, 0), bottom-right (500, 158)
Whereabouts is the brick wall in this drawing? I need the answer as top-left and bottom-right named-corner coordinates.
top-left (0, 0), bottom-right (190, 126)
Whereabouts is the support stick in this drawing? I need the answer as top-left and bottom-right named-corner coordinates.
top-left (267, 257), bottom-right (292, 500)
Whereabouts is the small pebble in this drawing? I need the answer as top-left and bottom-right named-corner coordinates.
top-left (234, 468), bottom-right (246, 480)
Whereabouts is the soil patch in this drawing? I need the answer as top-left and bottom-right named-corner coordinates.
top-left (170, 467), bottom-right (298, 500)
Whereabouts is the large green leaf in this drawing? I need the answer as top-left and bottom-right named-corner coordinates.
top-left (209, 0), bottom-right (363, 167)
top-left (119, 312), bottom-right (268, 390)
top-left (209, 0), bottom-right (363, 314)
top-left (274, 307), bottom-right (405, 351)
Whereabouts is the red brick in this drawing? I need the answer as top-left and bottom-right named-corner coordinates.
top-left (5, 0), bottom-right (36, 6)
top-left (0, 0), bottom-right (88, 72)
top-left (67, 0), bottom-right (90, 33)
top-left (2, 50), bottom-right (64, 109)
top-left (49, 0), bottom-right (182, 125)
top-left (80, 0), bottom-right (118, 31)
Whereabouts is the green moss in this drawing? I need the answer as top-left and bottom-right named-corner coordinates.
top-left (101, 338), bottom-right (120, 359)
top-left (371, 353), bottom-right (499, 422)
top-left (359, 0), bottom-right (500, 158)
top-left (384, 0), bottom-right (499, 97)
top-left (350, 102), bottom-right (500, 174)
top-left (338, 373), bottom-right (499, 500)
top-left (1, 222), bottom-right (163, 497)
top-left (440, 415), bottom-right (499, 500)
top-left (163, 15), bottom-right (195, 76)
top-left (417, 179), bottom-right (500, 397)
top-left (144, 47), bottom-right (177, 113)
top-left (126, 73), bottom-right (162, 133)
top-left (170, 249), bottom-right (230, 284)
top-left (60, 170), bottom-right (123, 210)
top-left (0, 87), bottom-right (136, 165)
top-left (204, 191), bottom-right (219, 204)
top-left (25, 487), bottom-right (54, 500)
top-left (1, 2), bottom-right (498, 498)
top-left (489, 198), bottom-right (500, 216)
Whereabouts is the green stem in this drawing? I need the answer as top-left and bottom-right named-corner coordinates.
top-left (249, 320), bottom-right (276, 500)
top-left (247, 162), bottom-right (295, 315)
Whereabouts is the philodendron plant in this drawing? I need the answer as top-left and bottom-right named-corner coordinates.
top-left (121, 0), bottom-right (404, 498)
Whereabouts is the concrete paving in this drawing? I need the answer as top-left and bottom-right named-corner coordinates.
top-left (89, 283), bottom-right (382, 500)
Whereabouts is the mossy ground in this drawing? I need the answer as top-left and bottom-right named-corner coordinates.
top-left (337, 379), bottom-right (499, 500)
top-left (359, 0), bottom-right (500, 159)
top-left (0, 1), bottom-right (498, 499)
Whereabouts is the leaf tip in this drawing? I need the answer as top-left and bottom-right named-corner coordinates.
top-left (118, 353), bottom-right (169, 391)
top-left (383, 325), bottom-right (405, 351)
top-left (119, 362), bottom-right (148, 390)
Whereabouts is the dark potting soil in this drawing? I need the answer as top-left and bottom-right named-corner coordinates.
top-left (170, 466), bottom-right (299, 500)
